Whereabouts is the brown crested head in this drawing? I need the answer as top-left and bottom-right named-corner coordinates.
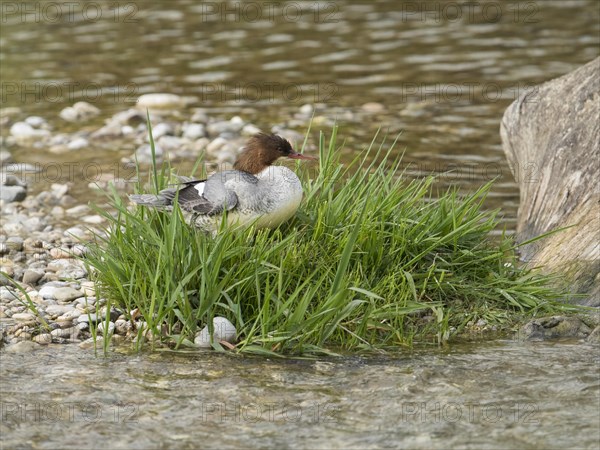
top-left (233, 133), bottom-right (316, 174)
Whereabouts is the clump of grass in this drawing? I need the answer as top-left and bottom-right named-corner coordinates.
top-left (85, 125), bottom-right (573, 355)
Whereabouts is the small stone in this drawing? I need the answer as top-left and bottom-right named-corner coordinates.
top-left (299, 104), bottom-right (314, 115)
top-left (241, 124), bottom-right (262, 136)
top-left (12, 312), bottom-right (35, 322)
top-left (65, 205), bottom-right (90, 216)
top-left (64, 227), bottom-right (88, 240)
top-left (77, 313), bottom-right (98, 324)
top-left (149, 123), bottom-right (172, 139)
top-left (0, 150), bottom-right (13, 165)
top-left (60, 102), bottom-right (100, 122)
top-left (206, 137), bottom-right (228, 154)
top-left (361, 102), bottom-right (385, 113)
top-left (97, 321), bottom-right (115, 336)
top-left (114, 319), bottom-right (131, 335)
top-left (67, 137), bottom-right (89, 151)
top-left (53, 287), bottom-right (83, 302)
top-left (137, 93), bottom-right (183, 109)
top-left (134, 143), bottom-right (164, 164)
top-left (0, 186), bottom-right (26, 202)
top-left (194, 317), bottom-right (237, 348)
top-left (45, 304), bottom-right (75, 316)
top-left (25, 116), bottom-right (47, 128)
top-left (38, 285), bottom-right (58, 299)
top-left (22, 269), bottom-right (44, 285)
top-left (82, 215), bottom-right (104, 224)
top-left (6, 237), bottom-right (24, 251)
top-left (33, 333), bottom-right (52, 344)
top-left (10, 121), bottom-right (49, 139)
top-left (5, 341), bottom-right (40, 353)
top-left (182, 123), bottom-right (205, 140)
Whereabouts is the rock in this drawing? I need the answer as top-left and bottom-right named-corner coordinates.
top-left (9, 121), bottom-right (49, 139)
top-left (194, 317), bottom-right (237, 348)
top-left (65, 204), bottom-right (90, 216)
top-left (0, 186), bottom-right (26, 202)
top-left (361, 102), bottom-right (385, 113)
top-left (500, 57), bottom-right (600, 306)
top-left (59, 102), bottom-right (100, 122)
top-left (0, 150), bottom-right (13, 165)
top-left (182, 123), bottom-right (205, 140)
top-left (12, 312), bottom-right (35, 322)
top-left (157, 135), bottom-right (186, 153)
top-left (299, 104), bottom-right (314, 116)
top-left (114, 319), bottom-right (131, 335)
top-left (22, 269), bottom-right (44, 285)
top-left (38, 285), bottom-right (58, 299)
top-left (206, 137), bottom-right (228, 154)
top-left (67, 137), bottom-right (89, 151)
top-left (519, 316), bottom-right (592, 340)
top-left (53, 287), bottom-right (83, 302)
top-left (587, 325), bottom-right (600, 343)
top-left (137, 93), bottom-right (183, 109)
top-left (24, 116), bottom-right (47, 128)
top-left (97, 321), bottom-right (115, 336)
top-left (64, 227), bottom-right (88, 240)
top-left (6, 237), bottom-right (23, 251)
top-left (45, 304), bottom-right (75, 316)
top-left (134, 143), bottom-right (164, 164)
top-left (33, 333), bottom-right (52, 344)
top-left (5, 341), bottom-right (40, 353)
top-left (242, 124), bottom-right (262, 136)
top-left (77, 313), bottom-right (98, 324)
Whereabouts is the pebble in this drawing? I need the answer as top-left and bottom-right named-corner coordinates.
top-left (134, 143), bottom-right (164, 164)
top-left (67, 137), bottom-right (89, 151)
top-left (0, 186), bottom-right (27, 202)
top-left (24, 116), bottom-right (47, 128)
top-left (33, 333), bottom-right (52, 344)
top-left (137, 93), bottom-right (183, 109)
top-left (182, 123), bottom-right (205, 140)
top-left (5, 341), bottom-right (40, 353)
top-left (12, 312), bottom-right (35, 322)
top-left (194, 317), bottom-right (237, 348)
top-left (98, 321), bottom-right (115, 335)
top-left (59, 102), bottom-right (100, 122)
top-left (53, 287), bottom-right (83, 302)
top-left (9, 121), bottom-right (50, 139)
top-left (22, 269), bottom-right (44, 285)
top-left (45, 304), bottom-right (75, 316)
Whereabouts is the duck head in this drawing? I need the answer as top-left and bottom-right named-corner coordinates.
top-left (233, 133), bottom-right (317, 174)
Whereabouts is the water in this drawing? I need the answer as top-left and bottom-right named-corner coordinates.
top-left (2, 1), bottom-right (599, 230)
top-left (1, 2), bottom-right (599, 448)
top-left (1, 340), bottom-right (599, 449)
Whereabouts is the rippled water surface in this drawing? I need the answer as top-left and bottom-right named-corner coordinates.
top-left (1, 341), bottom-right (599, 449)
top-left (2, 0), bottom-right (599, 228)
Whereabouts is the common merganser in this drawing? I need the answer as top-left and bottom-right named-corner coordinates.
top-left (129, 133), bottom-right (317, 232)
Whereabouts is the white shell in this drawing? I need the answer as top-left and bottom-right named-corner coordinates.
top-left (194, 317), bottom-right (237, 348)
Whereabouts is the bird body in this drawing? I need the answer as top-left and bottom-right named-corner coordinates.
top-left (129, 133), bottom-right (315, 233)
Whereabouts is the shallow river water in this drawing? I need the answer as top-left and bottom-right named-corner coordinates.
top-left (1, 340), bottom-right (599, 449)
top-left (1, 1), bottom-right (600, 449)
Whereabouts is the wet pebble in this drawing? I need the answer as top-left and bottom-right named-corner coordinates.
top-left (59, 102), bottom-right (100, 122)
top-left (194, 317), bottom-right (237, 348)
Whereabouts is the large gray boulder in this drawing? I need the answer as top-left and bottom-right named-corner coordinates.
top-left (500, 57), bottom-right (599, 306)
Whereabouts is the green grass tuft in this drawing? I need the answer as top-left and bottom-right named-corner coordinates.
top-left (84, 126), bottom-right (574, 355)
